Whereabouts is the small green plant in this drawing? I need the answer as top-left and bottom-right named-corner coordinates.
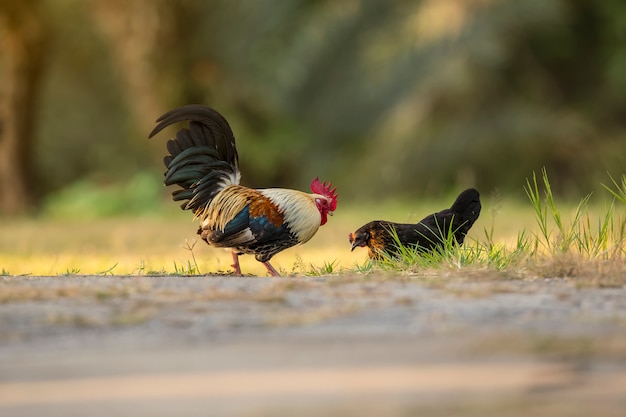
top-left (602, 173), bottom-right (626, 205)
top-left (97, 263), bottom-right (118, 276)
top-left (172, 260), bottom-right (199, 275)
top-left (1, 268), bottom-right (9, 276)
top-left (576, 201), bottom-right (617, 258)
top-left (291, 254), bottom-right (306, 274)
top-left (307, 259), bottom-right (339, 276)
top-left (182, 239), bottom-right (201, 275)
top-left (479, 222), bottom-right (532, 271)
top-left (136, 259), bottom-right (146, 275)
top-left (478, 190), bottom-right (531, 270)
top-left (353, 260), bottom-right (374, 273)
top-left (60, 267), bottom-right (81, 276)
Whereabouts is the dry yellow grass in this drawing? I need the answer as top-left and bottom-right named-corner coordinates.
top-left (0, 198), bottom-right (609, 276)
top-left (0, 213), bottom-right (362, 276)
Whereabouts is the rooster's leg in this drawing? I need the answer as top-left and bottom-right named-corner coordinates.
top-left (231, 251), bottom-right (242, 275)
top-left (263, 261), bottom-right (280, 277)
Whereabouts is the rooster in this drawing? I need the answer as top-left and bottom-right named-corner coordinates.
top-left (149, 105), bottom-right (338, 276)
top-left (349, 188), bottom-right (481, 259)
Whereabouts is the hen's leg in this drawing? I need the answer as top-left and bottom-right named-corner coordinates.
top-left (231, 251), bottom-right (242, 275)
top-left (263, 261), bottom-right (280, 277)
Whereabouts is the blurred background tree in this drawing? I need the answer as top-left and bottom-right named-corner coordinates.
top-left (0, 0), bottom-right (624, 216)
top-left (0, 0), bottom-right (50, 214)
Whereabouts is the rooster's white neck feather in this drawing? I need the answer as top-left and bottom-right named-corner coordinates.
top-left (261, 189), bottom-right (321, 243)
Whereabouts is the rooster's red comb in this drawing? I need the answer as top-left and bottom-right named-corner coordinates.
top-left (311, 177), bottom-right (338, 210)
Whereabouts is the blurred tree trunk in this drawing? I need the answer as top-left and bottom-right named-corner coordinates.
top-left (90, 0), bottom-right (164, 137)
top-left (0, 1), bottom-right (48, 215)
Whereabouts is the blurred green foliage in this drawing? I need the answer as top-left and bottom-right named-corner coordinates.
top-left (42, 172), bottom-right (165, 219)
top-left (8, 0), bottom-right (626, 211)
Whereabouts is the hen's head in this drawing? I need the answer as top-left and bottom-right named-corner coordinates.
top-left (349, 221), bottom-right (389, 254)
top-left (348, 230), bottom-right (370, 251)
top-left (310, 177), bottom-right (338, 226)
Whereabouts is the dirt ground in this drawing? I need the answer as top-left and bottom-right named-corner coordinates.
top-left (0, 274), bottom-right (625, 416)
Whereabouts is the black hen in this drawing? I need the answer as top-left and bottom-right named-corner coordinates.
top-left (349, 188), bottom-right (481, 259)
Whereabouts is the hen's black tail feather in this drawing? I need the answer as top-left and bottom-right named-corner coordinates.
top-left (446, 188), bottom-right (481, 242)
top-left (450, 188), bottom-right (480, 214)
top-left (449, 188), bottom-right (481, 225)
top-left (149, 105), bottom-right (240, 213)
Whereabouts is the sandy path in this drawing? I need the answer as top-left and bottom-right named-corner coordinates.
top-left (0, 275), bottom-right (625, 416)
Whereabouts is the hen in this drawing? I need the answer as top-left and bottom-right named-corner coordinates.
top-left (149, 105), bottom-right (338, 276)
top-left (349, 188), bottom-right (481, 259)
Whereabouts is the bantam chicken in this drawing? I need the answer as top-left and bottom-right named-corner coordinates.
top-left (349, 188), bottom-right (481, 259)
top-left (149, 105), bottom-right (338, 276)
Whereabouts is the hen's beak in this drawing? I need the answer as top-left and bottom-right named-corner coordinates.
top-left (349, 232), bottom-right (363, 251)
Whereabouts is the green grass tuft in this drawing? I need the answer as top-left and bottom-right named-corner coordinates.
top-left (306, 259), bottom-right (340, 276)
top-left (602, 173), bottom-right (626, 205)
top-left (60, 267), bottom-right (81, 276)
top-left (172, 260), bottom-right (201, 276)
top-left (97, 263), bottom-right (118, 276)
